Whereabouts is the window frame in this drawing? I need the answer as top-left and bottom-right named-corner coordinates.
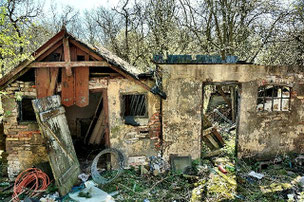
top-left (120, 93), bottom-right (148, 118)
top-left (257, 84), bottom-right (291, 112)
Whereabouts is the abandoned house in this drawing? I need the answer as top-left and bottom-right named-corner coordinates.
top-left (0, 29), bottom-right (304, 194)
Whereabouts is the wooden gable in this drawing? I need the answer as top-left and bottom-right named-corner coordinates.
top-left (31, 31), bottom-right (117, 107)
top-left (0, 29), bottom-right (154, 106)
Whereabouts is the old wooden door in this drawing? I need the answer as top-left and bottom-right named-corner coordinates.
top-left (32, 95), bottom-right (80, 196)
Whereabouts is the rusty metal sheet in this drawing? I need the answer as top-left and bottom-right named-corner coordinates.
top-left (75, 67), bottom-right (89, 107)
top-left (32, 95), bottom-right (80, 196)
top-left (36, 68), bottom-right (50, 98)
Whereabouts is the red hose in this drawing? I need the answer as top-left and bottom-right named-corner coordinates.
top-left (12, 168), bottom-right (51, 201)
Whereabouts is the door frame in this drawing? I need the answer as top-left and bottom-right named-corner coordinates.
top-left (201, 81), bottom-right (242, 158)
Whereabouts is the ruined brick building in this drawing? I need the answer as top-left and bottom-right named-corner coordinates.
top-left (0, 29), bottom-right (303, 193)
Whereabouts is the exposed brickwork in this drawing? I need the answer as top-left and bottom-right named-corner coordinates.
top-left (148, 112), bottom-right (162, 149)
top-left (2, 80), bottom-right (48, 179)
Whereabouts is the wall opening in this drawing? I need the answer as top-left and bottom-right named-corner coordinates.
top-left (65, 90), bottom-right (109, 163)
top-left (17, 97), bottom-right (36, 122)
top-left (257, 85), bottom-right (291, 112)
top-left (121, 93), bottom-right (148, 126)
top-left (202, 83), bottom-right (241, 159)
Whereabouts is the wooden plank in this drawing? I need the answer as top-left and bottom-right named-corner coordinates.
top-left (32, 95), bottom-right (80, 196)
top-left (40, 106), bottom-right (65, 122)
top-left (95, 125), bottom-right (105, 145)
top-left (70, 39), bottom-right (102, 61)
top-left (61, 65), bottom-right (74, 107)
top-left (216, 86), bottom-right (232, 109)
top-left (28, 61), bottom-right (110, 68)
top-left (35, 68), bottom-right (50, 98)
top-left (36, 40), bottom-right (63, 62)
top-left (202, 136), bottom-right (216, 150)
top-left (74, 53), bottom-right (89, 107)
top-left (34, 29), bottom-right (65, 57)
top-left (103, 89), bottom-right (110, 147)
top-left (47, 68), bottom-right (59, 96)
top-left (63, 37), bottom-right (72, 76)
top-left (202, 127), bottom-right (213, 137)
top-left (75, 67), bottom-right (89, 107)
top-left (69, 39), bottom-right (152, 92)
top-left (29, 61), bottom-right (109, 68)
top-left (212, 128), bottom-right (225, 146)
top-left (76, 47), bottom-right (88, 58)
top-left (84, 94), bottom-right (103, 144)
top-left (206, 134), bottom-right (220, 149)
top-left (88, 107), bottom-right (104, 145)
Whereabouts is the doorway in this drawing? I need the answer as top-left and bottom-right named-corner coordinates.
top-left (201, 82), bottom-right (241, 158)
top-left (65, 89), bottom-right (109, 161)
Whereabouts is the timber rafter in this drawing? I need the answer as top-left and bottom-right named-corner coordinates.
top-left (28, 61), bottom-right (110, 68)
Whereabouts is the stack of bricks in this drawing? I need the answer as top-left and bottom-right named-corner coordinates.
top-left (4, 81), bottom-right (36, 97)
top-left (148, 112), bottom-right (162, 150)
top-left (1, 80), bottom-right (47, 179)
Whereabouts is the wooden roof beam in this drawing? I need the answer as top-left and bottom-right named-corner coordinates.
top-left (69, 39), bottom-right (102, 61)
top-left (37, 40), bottom-right (63, 62)
top-left (28, 61), bottom-right (110, 68)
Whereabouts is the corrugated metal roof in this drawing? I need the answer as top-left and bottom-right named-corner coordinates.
top-left (153, 55), bottom-right (240, 64)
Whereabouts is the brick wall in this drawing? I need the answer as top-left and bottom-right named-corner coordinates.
top-left (148, 112), bottom-right (162, 150)
top-left (1, 80), bottom-right (47, 179)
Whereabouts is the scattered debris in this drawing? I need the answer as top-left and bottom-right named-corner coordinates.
top-left (218, 165), bottom-right (227, 174)
top-left (78, 173), bottom-right (90, 182)
top-left (69, 181), bottom-right (114, 202)
top-left (40, 192), bottom-right (59, 202)
top-left (149, 156), bottom-right (169, 175)
top-left (91, 148), bottom-right (125, 185)
top-left (248, 171), bottom-right (265, 180)
top-left (295, 155), bottom-right (304, 166)
top-left (170, 156), bottom-right (191, 174)
top-left (12, 168), bottom-right (50, 201)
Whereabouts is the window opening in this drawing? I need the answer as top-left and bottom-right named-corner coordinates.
top-left (257, 85), bottom-right (291, 112)
top-left (77, 55), bottom-right (85, 61)
top-left (18, 97), bottom-right (36, 122)
top-left (122, 94), bottom-right (147, 117)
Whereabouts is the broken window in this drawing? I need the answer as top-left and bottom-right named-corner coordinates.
top-left (257, 85), bottom-right (291, 112)
top-left (121, 94), bottom-right (147, 117)
top-left (18, 97), bottom-right (36, 122)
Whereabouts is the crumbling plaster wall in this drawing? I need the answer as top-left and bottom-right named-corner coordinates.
top-left (1, 81), bottom-right (47, 179)
top-left (160, 64), bottom-right (304, 161)
top-left (238, 69), bottom-right (304, 159)
top-left (107, 78), bottom-right (161, 166)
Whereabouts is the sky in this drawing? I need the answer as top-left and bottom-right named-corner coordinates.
top-left (43, 0), bottom-right (120, 12)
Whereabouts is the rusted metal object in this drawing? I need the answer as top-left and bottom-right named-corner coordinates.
top-left (91, 148), bottom-right (125, 185)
